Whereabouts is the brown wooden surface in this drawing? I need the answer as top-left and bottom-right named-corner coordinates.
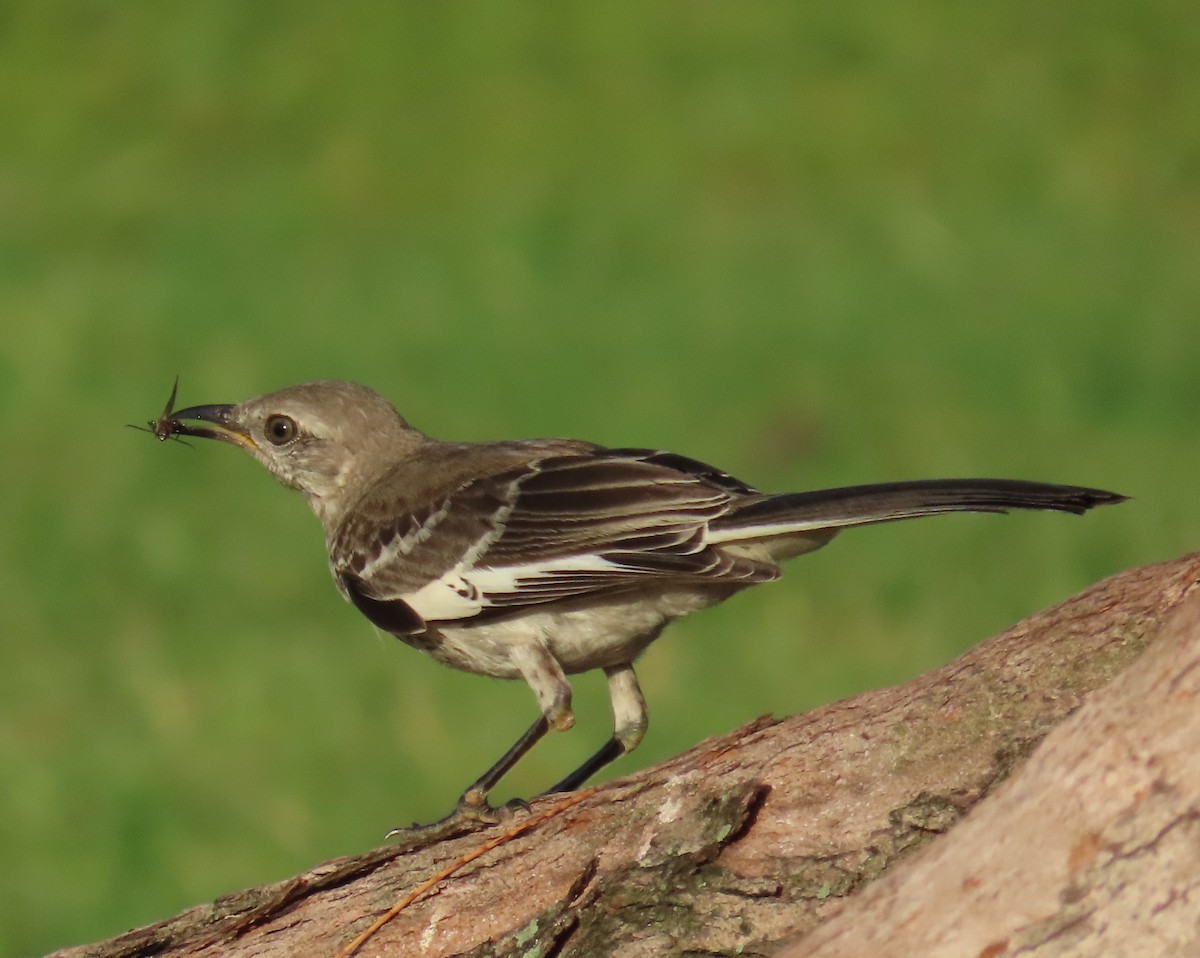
top-left (786, 565), bottom-right (1200, 957)
top-left (50, 555), bottom-right (1200, 958)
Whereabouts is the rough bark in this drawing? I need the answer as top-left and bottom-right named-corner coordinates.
top-left (49, 554), bottom-right (1200, 958)
top-left (783, 560), bottom-right (1200, 958)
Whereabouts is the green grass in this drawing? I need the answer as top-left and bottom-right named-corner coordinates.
top-left (1, 3), bottom-right (1197, 955)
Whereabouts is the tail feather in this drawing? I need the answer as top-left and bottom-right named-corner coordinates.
top-left (707, 479), bottom-right (1126, 544)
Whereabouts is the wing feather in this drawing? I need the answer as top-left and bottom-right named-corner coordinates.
top-left (329, 448), bottom-right (775, 630)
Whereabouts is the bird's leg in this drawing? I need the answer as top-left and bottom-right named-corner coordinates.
top-left (456, 642), bottom-right (574, 806)
top-left (457, 712), bottom-right (552, 809)
top-left (388, 644), bottom-right (573, 840)
top-left (385, 714), bottom-right (553, 841)
top-left (545, 664), bottom-right (646, 794)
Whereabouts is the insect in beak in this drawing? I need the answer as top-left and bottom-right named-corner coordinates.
top-left (131, 378), bottom-right (255, 449)
top-left (127, 376), bottom-right (192, 445)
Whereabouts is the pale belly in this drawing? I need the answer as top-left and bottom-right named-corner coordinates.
top-left (421, 588), bottom-right (721, 679)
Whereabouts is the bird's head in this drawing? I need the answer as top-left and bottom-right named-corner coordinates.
top-left (168, 381), bottom-right (425, 527)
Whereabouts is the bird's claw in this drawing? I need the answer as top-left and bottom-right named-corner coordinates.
top-left (386, 794), bottom-right (531, 843)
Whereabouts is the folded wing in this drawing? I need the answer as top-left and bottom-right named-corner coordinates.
top-left (331, 449), bottom-right (777, 633)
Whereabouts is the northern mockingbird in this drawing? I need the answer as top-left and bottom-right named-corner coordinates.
top-left (152, 380), bottom-right (1125, 827)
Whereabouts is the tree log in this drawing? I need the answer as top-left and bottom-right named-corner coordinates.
top-left (784, 558), bottom-right (1200, 957)
top-left (50, 554), bottom-right (1200, 958)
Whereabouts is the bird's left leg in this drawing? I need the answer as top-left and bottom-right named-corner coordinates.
top-left (545, 663), bottom-right (646, 794)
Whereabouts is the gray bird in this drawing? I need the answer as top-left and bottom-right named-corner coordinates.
top-left (154, 380), bottom-right (1125, 829)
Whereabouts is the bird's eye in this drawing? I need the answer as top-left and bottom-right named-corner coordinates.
top-left (264, 415), bottom-right (298, 445)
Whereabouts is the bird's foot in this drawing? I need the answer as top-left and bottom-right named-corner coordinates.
top-left (386, 793), bottom-right (531, 844)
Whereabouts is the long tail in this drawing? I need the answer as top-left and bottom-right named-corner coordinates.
top-left (707, 479), bottom-right (1126, 544)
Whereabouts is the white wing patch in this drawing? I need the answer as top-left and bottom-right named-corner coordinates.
top-left (403, 554), bottom-right (622, 622)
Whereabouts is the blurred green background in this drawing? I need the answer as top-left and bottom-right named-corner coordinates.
top-left (1, 3), bottom-right (1196, 955)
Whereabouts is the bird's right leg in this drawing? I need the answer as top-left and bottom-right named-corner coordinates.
top-left (458, 642), bottom-right (575, 806)
top-left (389, 643), bottom-right (572, 840)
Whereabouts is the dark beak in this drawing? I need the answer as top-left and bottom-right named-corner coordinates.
top-left (169, 403), bottom-right (257, 449)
